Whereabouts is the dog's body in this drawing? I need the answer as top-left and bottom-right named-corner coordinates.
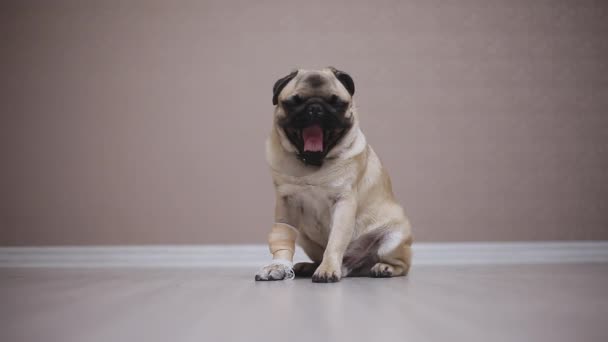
top-left (255, 68), bottom-right (412, 282)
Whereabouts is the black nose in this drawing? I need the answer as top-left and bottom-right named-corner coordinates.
top-left (307, 103), bottom-right (324, 117)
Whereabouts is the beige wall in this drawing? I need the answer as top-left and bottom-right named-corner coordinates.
top-left (2, 0), bottom-right (608, 245)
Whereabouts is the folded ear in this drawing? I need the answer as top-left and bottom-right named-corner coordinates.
top-left (328, 67), bottom-right (355, 96)
top-left (272, 71), bottom-right (298, 105)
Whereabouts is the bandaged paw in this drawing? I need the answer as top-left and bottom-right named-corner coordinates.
top-left (254, 259), bottom-right (295, 281)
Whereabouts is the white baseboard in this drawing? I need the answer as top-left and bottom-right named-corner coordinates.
top-left (0, 241), bottom-right (607, 268)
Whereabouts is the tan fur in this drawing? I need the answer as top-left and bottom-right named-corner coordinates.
top-left (257, 68), bottom-right (412, 282)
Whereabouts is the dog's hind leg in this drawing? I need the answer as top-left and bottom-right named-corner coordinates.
top-left (342, 226), bottom-right (412, 278)
top-left (370, 229), bottom-right (412, 278)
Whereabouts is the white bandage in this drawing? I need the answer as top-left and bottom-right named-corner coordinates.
top-left (269, 258), bottom-right (293, 268)
top-left (268, 223), bottom-right (298, 261)
top-left (255, 223), bottom-right (298, 280)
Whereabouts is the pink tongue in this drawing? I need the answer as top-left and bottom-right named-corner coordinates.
top-left (302, 125), bottom-right (324, 152)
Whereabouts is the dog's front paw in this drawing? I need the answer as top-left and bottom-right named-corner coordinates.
top-left (255, 260), bottom-right (295, 281)
top-left (312, 264), bottom-right (341, 283)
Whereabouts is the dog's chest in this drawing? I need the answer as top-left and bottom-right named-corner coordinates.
top-left (278, 183), bottom-right (339, 245)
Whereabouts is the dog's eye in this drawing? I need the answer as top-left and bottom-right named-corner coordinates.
top-left (291, 94), bottom-right (303, 104)
top-left (282, 94), bottom-right (303, 107)
top-left (328, 95), bottom-right (347, 107)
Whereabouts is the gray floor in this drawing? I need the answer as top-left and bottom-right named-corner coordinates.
top-left (1, 264), bottom-right (608, 342)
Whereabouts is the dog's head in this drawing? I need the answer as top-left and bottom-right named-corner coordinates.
top-left (272, 67), bottom-right (356, 166)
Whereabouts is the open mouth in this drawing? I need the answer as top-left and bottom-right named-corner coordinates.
top-left (284, 123), bottom-right (348, 166)
top-left (302, 125), bottom-right (324, 152)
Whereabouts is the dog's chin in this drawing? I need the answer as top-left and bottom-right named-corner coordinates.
top-left (298, 151), bottom-right (325, 166)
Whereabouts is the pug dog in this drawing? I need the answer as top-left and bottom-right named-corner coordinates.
top-left (255, 67), bottom-right (412, 283)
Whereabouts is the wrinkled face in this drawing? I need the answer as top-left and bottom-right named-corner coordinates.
top-left (272, 67), bottom-right (356, 166)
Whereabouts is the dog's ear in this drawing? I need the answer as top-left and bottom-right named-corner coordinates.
top-left (272, 71), bottom-right (298, 105)
top-left (328, 67), bottom-right (355, 96)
